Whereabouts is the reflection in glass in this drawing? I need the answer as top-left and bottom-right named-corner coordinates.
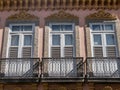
top-left (93, 34), bottom-right (102, 45)
top-left (24, 35), bottom-right (32, 45)
top-left (65, 35), bottom-right (73, 45)
top-left (106, 34), bottom-right (115, 45)
top-left (92, 25), bottom-right (101, 31)
top-left (52, 25), bottom-right (61, 31)
top-left (52, 35), bottom-right (60, 45)
top-left (12, 26), bottom-right (20, 32)
top-left (63, 25), bottom-right (72, 31)
top-left (24, 25), bottom-right (32, 31)
top-left (105, 24), bottom-right (113, 31)
top-left (11, 35), bottom-right (19, 46)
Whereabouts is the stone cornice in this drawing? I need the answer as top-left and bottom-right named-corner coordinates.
top-left (7, 11), bottom-right (39, 21)
top-left (0, 0), bottom-right (119, 11)
top-left (86, 10), bottom-right (117, 20)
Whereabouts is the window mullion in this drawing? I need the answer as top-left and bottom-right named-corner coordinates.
top-left (61, 34), bottom-right (64, 57)
top-left (18, 34), bottom-right (23, 58)
top-left (102, 33), bottom-right (107, 57)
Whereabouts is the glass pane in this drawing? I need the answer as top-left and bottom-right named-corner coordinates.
top-left (11, 35), bottom-right (19, 46)
top-left (93, 34), bottom-right (102, 45)
top-left (24, 35), bottom-right (32, 45)
top-left (106, 34), bottom-right (115, 45)
top-left (52, 35), bottom-right (60, 45)
top-left (23, 25), bottom-right (32, 31)
top-left (105, 24), bottom-right (113, 31)
top-left (52, 25), bottom-right (61, 31)
top-left (62, 25), bottom-right (72, 31)
top-left (92, 25), bottom-right (101, 31)
top-left (12, 26), bottom-right (20, 32)
top-left (65, 35), bottom-right (73, 45)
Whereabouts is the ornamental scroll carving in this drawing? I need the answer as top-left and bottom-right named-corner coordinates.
top-left (86, 10), bottom-right (116, 20)
top-left (45, 11), bottom-right (78, 21)
top-left (7, 11), bottom-right (39, 21)
top-left (103, 86), bottom-right (113, 90)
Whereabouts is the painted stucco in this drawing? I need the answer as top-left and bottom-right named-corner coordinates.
top-left (0, 10), bottom-right (120, 58)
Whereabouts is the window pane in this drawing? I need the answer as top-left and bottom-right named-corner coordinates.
top-left (105, 24), bottom-right (113, 31)
top-left (65, 35), bottom-right (73, 45)
top-left (52, 35), bottom-right (60, 45)
top-left (11, 35), bottom-right (19, 46)
top-left (93, 34), bottom-right (102, 45)
top-left (92, 25), bottom-right (101, 31)
top-left (106, 34), bottom-right (115, 45)
top-left (12, 26), bottom-right (20, 32)
top-left (24, 25), bottom-right (32, 31)
top-left (52, 25), bottom-right (61, 31)
top-left (62, 25), bottom-right (72, 31)
top-left (24, 35), bottom-right (32, 45)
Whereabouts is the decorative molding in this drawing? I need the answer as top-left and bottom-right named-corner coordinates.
top-left (88, 83), bottom-right (94, 90)
top-left (103, 86), bottom-right (113, 90)
top-left (86, 10), bottom-right (117, 20)
top-left (7, 11), bottom-right (39, 21)
top-left (59, 87), bottom-right (67, 90)
top-left (45, 11), bottom-right (78, 21)
top-left (42, 83), bottom-right (48, 90)
top-left (14, 87), bottom-right (21, 90)
top-left (0, 84), bottom-right (3, 90)
top-left (0, 0), bottom-right (119, 11)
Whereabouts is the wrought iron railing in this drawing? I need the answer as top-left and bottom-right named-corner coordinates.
top-left (1, 57), bottom-right (120, 81)
top-left (86, 57), bottom-right (120, 79)
top-left (42, 57), bottom-right (84, 78)
top-left (0, 58), bottom-right (40, 78)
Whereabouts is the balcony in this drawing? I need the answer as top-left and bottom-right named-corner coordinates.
top-left (0, 58), bottom-right (40, 82)
top-left (41, 57), bottom-right (84, 82)
top-left (1, 57), bottom-right (120, 82)
top-left (86, 57), bottom-right (120, 82)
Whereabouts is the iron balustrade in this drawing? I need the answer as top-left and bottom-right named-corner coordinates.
top-left (0, 58), bottom-right (40, 78)
top-left (42, 57), bottom-right (84, 78)
top-left (86, 57), bottom-right (120, 79)
top-left (1, 57), bottom-right (120, 81)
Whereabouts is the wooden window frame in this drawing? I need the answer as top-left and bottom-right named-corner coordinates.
top-left (90, 22), bottom-right (117, 57)
top-left (49, 23), bottom-right (75, 57)
top-left (6, 24), bottom-right (35, 58)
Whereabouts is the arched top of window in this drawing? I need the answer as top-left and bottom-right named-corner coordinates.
top-left (7, 11), bottom-right (39, 21)
top-left (45, 11), bottom-right (79, 24)
top-left (103, 86), bottom-right (113, 90)
top-left (86, 10), bottom-right (117, 21)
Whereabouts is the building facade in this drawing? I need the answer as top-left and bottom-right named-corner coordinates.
top-left (0, 0), bottom-right (120, 90)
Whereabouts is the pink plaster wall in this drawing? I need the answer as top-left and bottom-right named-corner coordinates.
top-left (0, 29), bottom-right (3, 57)
top-left (0, 9), bottom-right (120, 58)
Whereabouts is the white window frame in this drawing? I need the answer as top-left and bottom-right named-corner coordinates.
top-left (90, 22), bottom-right (118, 76)
top-left (5, 24), bottom-right (35, 76)
top-left (90, 22), bottom-right (117, 57)
top-left (49, 23), bottom-right (75, 57)
top-left (6, 24), bottom-right (35, 58)
top-left (48, 23), bottom-right (75, 76)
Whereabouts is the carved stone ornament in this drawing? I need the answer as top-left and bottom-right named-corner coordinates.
top-left (45, 10), bottom-right (78, 21)
top-left (103, 86), bottom-right (113, 90)
top-left (7, 11), bottom-right (39, 21)
top-left (86, 10), bottom-right (116, 20)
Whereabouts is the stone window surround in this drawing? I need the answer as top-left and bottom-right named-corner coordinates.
top-left (85, 10), bottom-right (120, 57)
top-left (1, 11), bottom-right (39, 58)
top-left (85, 20), bottom-right (120, 57)
top-left (43, 11), bottom-right (80, 57)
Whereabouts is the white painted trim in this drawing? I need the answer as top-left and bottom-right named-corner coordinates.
top-left (49, 23), bottom-right (75, 57)
top-left (90, 22), bottom-right (117, 57)
top-left (6, 24), bottom-right (35, 58)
